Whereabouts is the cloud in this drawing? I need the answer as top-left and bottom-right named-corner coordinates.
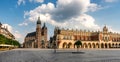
top-left (50, 0), bottom-right (101, 22)
top-left (29, 0), bottom-right (44, 3)
top-left (17, 0), bottom-right (25, 6)
top-left (14, 31), bottom-right (22, 39)
top-left (52, 14), bottom-right (100, 30)
top-left (17, 0), bottom-right (44, 6)
top-left (13, 31), bottom-right (23, 43)
top-left (104, 0), bottom-right (118, 3)
top-left (18, 22), bottom-right (28, 26)
top-left (23, 0), bottom-right (101, 30)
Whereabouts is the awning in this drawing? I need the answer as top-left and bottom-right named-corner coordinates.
top-left (0, 44), bottom-right (13, 47)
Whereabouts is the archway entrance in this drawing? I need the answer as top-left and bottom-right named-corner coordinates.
top-left (96, 43), bottom-right (99, 48)
top-left (68, 43), bottom-right (72, 48)
top-left (82, 43), bottom-right (88, 48)
top-left (119, 44), bottom-right (120, 48)
top-left (105, 43), bottom-right (108, 48)
top-left (92, 43), bottom-right (95, 48)
top-left (115, 43), bottom-right (118, 48)
top-left (88, 43), bottom-right (91, 48)
top-left (62, 42), bottom-right (67, 48)
top-left (101, 43), bottom-right (104, 48)
top-left (112, 43), bottom-right (114, 48)
top-left (108, 43), bottom-right (111, 48)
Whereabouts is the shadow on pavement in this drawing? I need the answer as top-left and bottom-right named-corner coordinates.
top-left (52, 51), bottom-right (85, 54)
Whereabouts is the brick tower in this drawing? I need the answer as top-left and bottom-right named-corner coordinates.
top-left (36, 17), bottom-right (41, 48)
top-left (42, 23), bottom-right (47, 48)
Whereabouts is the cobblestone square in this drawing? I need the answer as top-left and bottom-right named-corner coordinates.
top-left (1, 49), bottom-right (120, 62)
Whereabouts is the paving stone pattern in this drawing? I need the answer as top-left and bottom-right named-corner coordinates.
top-left (0, 49), bottom-right (120, 62)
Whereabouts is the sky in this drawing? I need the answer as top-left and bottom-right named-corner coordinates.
top-left (0, 0), bottom-right (120, 44)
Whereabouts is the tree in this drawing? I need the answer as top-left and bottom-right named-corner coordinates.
top-left (74, 40), bottom-right (82, 52)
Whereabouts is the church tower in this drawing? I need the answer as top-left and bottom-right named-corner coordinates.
top-left (36, 17), bottom-right (41, 48)
top-left (42, 23), bottom-right (47, 48)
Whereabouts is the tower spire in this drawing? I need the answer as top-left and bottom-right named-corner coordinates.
top-left (37, 16), bottom-right (41, 24)
top-left (0, 22), bottom-right (2, 27)
top-left (43, 23), bottom-right (45, 27)
top-left (42, 22), bottom-right (47, 29)
top-left (36, 16), bottom-right (41, 48)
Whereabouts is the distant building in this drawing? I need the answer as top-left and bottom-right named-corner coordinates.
top-left (48, 37), bottom-right (55, 48)
top-left (23, 17), bottom-right (48, 48)
top-left (0, 22), bottom-right (15, 40)
top-left (53, 26), bottom-right (120, 49)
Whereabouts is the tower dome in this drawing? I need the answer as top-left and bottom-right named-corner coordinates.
top-left (103, 25), bottom-right (108, 33)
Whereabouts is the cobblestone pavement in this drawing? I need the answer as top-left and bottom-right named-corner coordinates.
top-left (1, 49), bottom-right (120, 62)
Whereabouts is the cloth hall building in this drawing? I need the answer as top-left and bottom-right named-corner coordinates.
top-left (23, 17), bottom-right (47, 48)
top-left (54, 26), bottom-right (120, 49)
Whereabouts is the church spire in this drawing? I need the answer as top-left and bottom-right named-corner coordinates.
top-left (43, 23), bottom-right (46, 27)
top-left (37, 16), bottom-right (41, 24)
top-left (0, 22), bottom-right (2, 27)
top-left (42, 23), bottom-right (47, 29)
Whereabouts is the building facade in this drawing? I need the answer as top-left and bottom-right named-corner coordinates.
top-left (23, 17), bottom-right (48, 48)
top-left (0, 22), bottom-right (15, 40)
top-left (53, 26), bottom-right (120, 49)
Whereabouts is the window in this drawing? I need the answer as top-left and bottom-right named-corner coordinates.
top-left (63, 36), bottom-right (67, 40)
top-left (42, 36), bottom-right (44, 40)
top-left (63, 36), bottom-right (72, 40)
top-left (70, 36), bottom-right (72, 40)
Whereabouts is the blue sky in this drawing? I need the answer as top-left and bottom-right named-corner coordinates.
top-left (0, 0), bottom-right (120, 43)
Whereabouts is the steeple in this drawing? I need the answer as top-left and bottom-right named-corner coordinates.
top-left (43, 23), bottom-right (45, 27)
top-left (36, 16), bottom-right (41, 48)
top-left (42, 23), bottom-right (47, 29)
top-left (0, 22), bottom-right (2, 27)
top-left (54, 26), bottom-right (60, 35)
top-left (44, 23), bottom-right (47, 29)
top-left (37, 17), bottom-right (41, 24)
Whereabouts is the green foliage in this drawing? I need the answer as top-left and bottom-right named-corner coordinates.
top-left (0, 34), bottom-right (20, 47)
top-left (74, 40), bottom-right (82, 48)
